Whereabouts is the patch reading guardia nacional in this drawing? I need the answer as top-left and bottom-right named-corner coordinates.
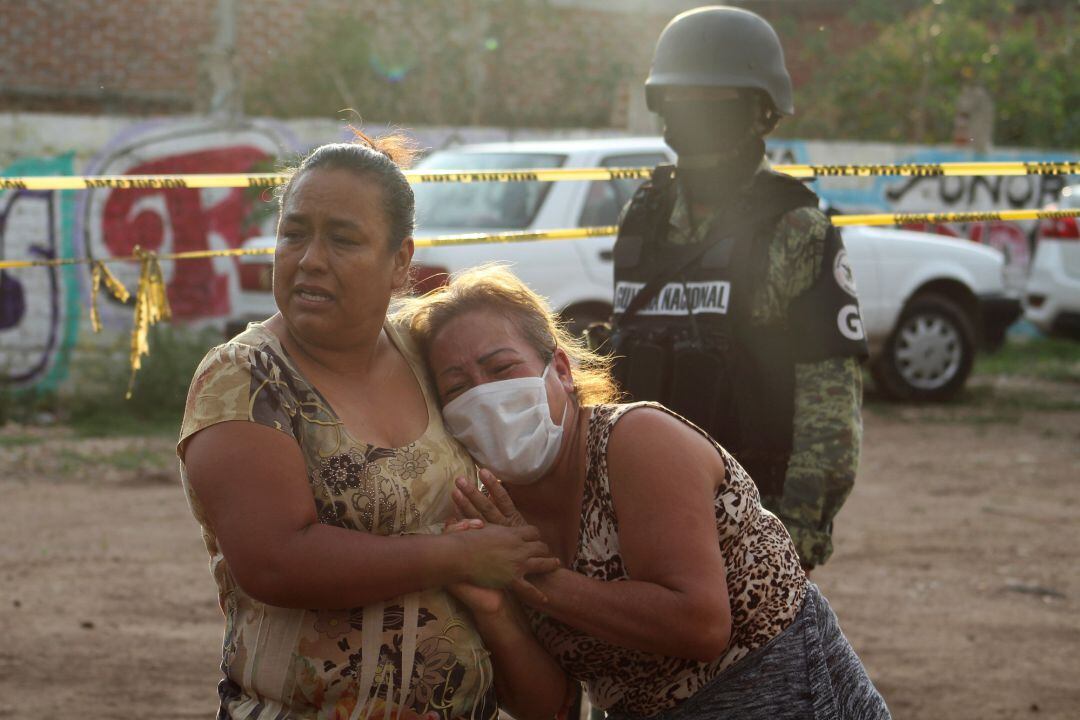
top-left (614, 280), bottom-right (731, 316)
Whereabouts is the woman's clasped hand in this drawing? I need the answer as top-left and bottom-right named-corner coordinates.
top-left (454, 469), bottom-right (530, 528)
top-left (447, 470), bottom-right (558, 607)
top-left (449, 514), bottom-right (559, 592)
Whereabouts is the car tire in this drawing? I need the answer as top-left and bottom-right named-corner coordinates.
top-left (870, 292), bottom-right (976, 402)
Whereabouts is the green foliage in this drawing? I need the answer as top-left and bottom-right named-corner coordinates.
top-left (784, 0), bottom-right (1080, 147)
top-left (65, 325), bottom-right (220, 437)
top-left (0, 384), bottom-right (57, 426)
top-left (864, 334), bottom-right (1080, 419)
top-left (244, 0), bottom-right (1074, 142)
top-left (843, 0), bottom-right (921, 26)
top-left (243, 0), bottom-right (631, 128)
top-left (0, 434), bottom-right (43, 447)
top-left (245, 5), bottom-right (414, 121)
top-left (0, 384), bottom-right (12, 425)
top-left (974, 336), bottom-right (1080, 383)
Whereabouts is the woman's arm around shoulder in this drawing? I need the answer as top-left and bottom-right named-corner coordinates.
top-left (183, 420), bottom-right (557, 609)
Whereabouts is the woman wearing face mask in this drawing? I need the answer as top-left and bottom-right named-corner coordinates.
top-left (177, 135), bottom-right (558, 720)
top-left (402, 265), bottom-right (889, 720)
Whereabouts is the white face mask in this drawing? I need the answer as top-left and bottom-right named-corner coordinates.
top-left (442, 363), bottom-right (566, 485)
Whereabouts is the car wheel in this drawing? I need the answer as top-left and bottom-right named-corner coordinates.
top-left (871, 292), bottom-right (976, 402)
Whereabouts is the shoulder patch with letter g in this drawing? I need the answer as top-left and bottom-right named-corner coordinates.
top-left (837, 304), bottom-right (865, 341)
top-left (833, 249), bottom-right (858, 298)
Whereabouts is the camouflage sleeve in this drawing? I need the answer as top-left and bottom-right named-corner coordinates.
top-left (774, 356), bottom-right (863, 568)
top-left (750, 205), bottom-right (861, 567)
top-left (751, 206), bottom-right (831, 325)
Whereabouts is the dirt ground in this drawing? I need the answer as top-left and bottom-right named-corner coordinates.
top-left (1, 376), bottom-right (1078, 719)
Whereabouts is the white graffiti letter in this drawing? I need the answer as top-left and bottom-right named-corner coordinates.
top-left (838, 304), bottom-right (865, 341)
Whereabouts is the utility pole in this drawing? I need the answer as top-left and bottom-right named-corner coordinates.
top-left (953, 76), bottom-right (994, 155)
top-left (204, 0), bottom-right (242, 119)
top-left (465, 1), bottom-right (492, 127)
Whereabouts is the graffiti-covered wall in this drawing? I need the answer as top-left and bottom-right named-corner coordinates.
top-left (1, 112), bottom-right (1076, 394)
top-left (77, 119), bottom-right (298, 325)
top-left (767, 140), bottom-right (1077, 287)
top-left (0, 155), bottom-right (78, 392)
top-left (0, 113), bottom-right (628, 393)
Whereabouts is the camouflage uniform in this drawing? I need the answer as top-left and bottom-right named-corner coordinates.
top-left (666, 181), bottom-right (862, 568)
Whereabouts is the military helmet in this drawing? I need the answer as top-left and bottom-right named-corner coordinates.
top-left (645, 6), bottom-right (794, 116)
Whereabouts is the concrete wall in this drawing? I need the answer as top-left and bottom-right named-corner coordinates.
top-left (1, 112), bottom-right (1075, 395)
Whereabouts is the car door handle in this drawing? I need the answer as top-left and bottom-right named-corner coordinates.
top-left (598, 250), bottom-right (614, 262)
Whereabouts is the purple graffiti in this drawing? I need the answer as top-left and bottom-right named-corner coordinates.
top-left (0, 190), bottom-right (61, 383)
top-left (0, 270), bottom-right (26, 330)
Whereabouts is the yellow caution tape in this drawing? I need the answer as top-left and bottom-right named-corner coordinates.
top-left (0, 168), bottom-right (647, 190)
top-left (1, 207), bottom-right (1079, 274)
top-left (406, 168), bottom-right (654, 184)
top-left (0, 245), bottom-right (281, 270)
top-left (89, 260), bottom-right (130, 332)
top-left (0, 174), bottom-right (290, 191)
top-left (126, 248), bottom-right (172, 398)
top-left (830, 208), bottom-right (1080, 227)
top-left (780, 161), bottom-right (1080, 178)
top-left (1, 160), bottom-right (1078, 190)
top-left (0, 256), bottom-right (88, 269)
top-left (3, 205), bottom-right (1078, 396)
top-left (415, 225), bottom-right (618, 247)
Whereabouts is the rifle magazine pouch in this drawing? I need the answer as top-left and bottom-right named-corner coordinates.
top-left (669, 346), bottom-right (724, 434)
top-left (617, 338), bottom-right (669, 403)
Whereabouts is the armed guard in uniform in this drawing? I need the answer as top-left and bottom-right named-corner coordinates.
top-left (609, 6), bottom-right (868, 570)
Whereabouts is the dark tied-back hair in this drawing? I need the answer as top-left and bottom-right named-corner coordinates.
top-left (277, 126), bottom-right (419, 251)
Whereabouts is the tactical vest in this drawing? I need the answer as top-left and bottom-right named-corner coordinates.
top-left (610, 165), bottom-right (867, 497)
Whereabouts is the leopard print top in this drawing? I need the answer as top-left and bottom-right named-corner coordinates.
top-left (526, 402), bottom-right (807, 717)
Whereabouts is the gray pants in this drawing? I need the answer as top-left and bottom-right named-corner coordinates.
top-left (606, 584), bottom-right (890, 720)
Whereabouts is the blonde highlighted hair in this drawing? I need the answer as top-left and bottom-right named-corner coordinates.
top-left (397, 264), bottom-right (621, 406)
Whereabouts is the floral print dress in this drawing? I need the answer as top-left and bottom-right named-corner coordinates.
top-left (177, 321), bottom-right (497, 720)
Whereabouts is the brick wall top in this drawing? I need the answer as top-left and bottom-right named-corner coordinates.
top-left (0, 0), bottom-right (853, 121)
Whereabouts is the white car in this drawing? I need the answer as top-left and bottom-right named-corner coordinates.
top-left (1024, 184), bottom-right (1080, 339)
top-left (237, 138), bottom-right (1021, 401)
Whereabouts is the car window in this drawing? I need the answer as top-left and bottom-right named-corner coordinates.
top-left (579, 152), bottom-right (669, 227)
top-left (413, 152), bottom-right (566, 230)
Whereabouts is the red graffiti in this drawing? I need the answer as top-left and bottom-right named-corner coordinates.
top-left (968, 220), bottom-right (1031, 268)
top-left (101, 147), bottom-right (270, 319)
top-left (901, 220), bottom-right (1032, 270)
